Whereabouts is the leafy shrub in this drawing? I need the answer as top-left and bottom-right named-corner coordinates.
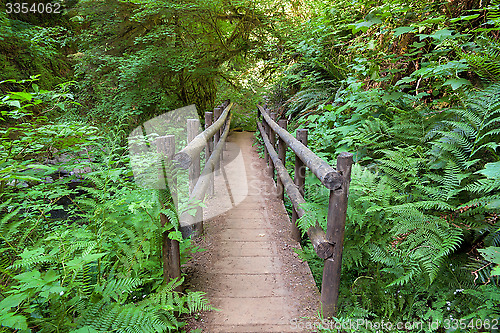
top-left (0, 80), bottom-right (211, 332)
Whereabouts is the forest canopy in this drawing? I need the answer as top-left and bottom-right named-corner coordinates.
top-left (1, 0), bottom-right (500, 332)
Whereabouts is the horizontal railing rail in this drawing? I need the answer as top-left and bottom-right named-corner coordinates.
top-left (259, 106), bottom-right (342, 190)
top-left (173, 102), bottom-right (233, 169)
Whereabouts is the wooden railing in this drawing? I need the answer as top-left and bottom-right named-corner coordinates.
top-left (153, 100), bottom-right (232, 285)
top-left (174, 101), bottom-right (233, 238)
top-left (257, 105), bottom-right (353, 318)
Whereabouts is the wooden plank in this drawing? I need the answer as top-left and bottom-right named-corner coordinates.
top-left (258, 105), bottom-right (342, 190)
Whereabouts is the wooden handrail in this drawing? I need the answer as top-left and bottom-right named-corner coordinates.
top-left (257, 121), bottom-right (334, 259)
top-left (174, 102), bottom-right (233, 169)
top-left (154, 101), bottom-right (230, 285)
top-left (258, 105), bottom-right (342, 190)
top-left (179, 114), bottom-right (232, 237)
top-left (256, 105), bottom-right (353, 319)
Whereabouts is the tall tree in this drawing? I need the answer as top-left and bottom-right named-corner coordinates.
top-left (75, 0), bottom-right (277, 125)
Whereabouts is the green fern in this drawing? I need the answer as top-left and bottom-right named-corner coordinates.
top-left (460, 36), bottom-right (500, 82)
top-left (463, 284), bottom-right (500, 319)
top-left (286, 80), bottom-right (338, 117)
top-left (186, 291), bottom-right (215, 313)
top-left (79, 302), bottom-right (168, 333)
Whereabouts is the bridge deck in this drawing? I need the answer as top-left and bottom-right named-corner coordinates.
top-left (185, 132), bottom-right (320, 333)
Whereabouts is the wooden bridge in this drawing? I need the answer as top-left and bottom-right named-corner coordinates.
top-left (152, 101), bottom-right (353, 332)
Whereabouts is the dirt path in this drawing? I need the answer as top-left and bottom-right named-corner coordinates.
top-left (184, 131), bottom-right (320, 333)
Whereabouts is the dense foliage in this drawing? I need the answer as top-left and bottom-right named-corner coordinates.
top-left (74, 0), bottom-right (279, 128)
top-left (0, 79), bottom-right (210, 332)
top-left (259, 0), bottom-right (500, 330)
top-left (2, 0), bottom-right (500, 332)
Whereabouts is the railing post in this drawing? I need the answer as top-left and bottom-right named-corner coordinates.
top-left (219, 105), bottom-right (225, 157)
top-left (268, 112), bottom-right (277, 180)
top-left (264, 108), bottom-right (272, 168)
top-left (224, 104), bottom-right (229, 151)
top-left (291, 128), bottom-right (307, 242)
top-left (187, 118), bottom-right (203, 236)
top-left (205, 111), bottom-right (214, 196)
top-left (187, 119), bottom-right (201, 194)
top-left (321, 152), bottom-right (353, 318)
top-left (155, 135), bottom-right (181, 290)
top-left (213, 107), bottom-right (222, 175)
top-left (261, 108), bottom-right (269, 165)
top-left (277, 119), bottom-right (287, 201)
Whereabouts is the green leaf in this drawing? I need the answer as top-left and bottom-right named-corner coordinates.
top-left (350, 17), bottom-right (382, 33)
top-left (0, 313), bottom-right (28, 331)
top-left (411, 42), bottom-right (426, 48)
top-left (168, 230), bottom-right (183, 241)
top-left (43, 269), bottom-right (60, 283)
top-left (0, 293), bottom-right (29, 311)
top-left (8, 91), bottom-right (33, 101)
top-left (393, 26), bottom-right (416, 37)
top-left (40, 285), bottom-right (65, 298)
top-left (307, 115), bottom-right (319, 122)
top-left (382, 92), bottom-right (404, 101)
top-left (477, 161), bottom-right (500, 179)
top-left (27, 164), bottom-right (58, 173)
top-left (421, 15), bottom-right (447, 25)
top-left (430, 29), bottom-right (455, 41)
top-left (395, 76), bottom-right (416, 85)
top-left (418, 29), bottom-right (455, 42)
top-left (479, 247), bottom-right (500, 262)
top-left (14, 270), bottom-right (43, 285)
top-left (19, 247), bottom-right (45, 260)
top-left (66, 253), bottom-right (106, 270)
top-left (450, 14), bottom-right (480, 23)
top-left (10, 175), bottom-right (42, 182)
top-left (442, 78), bottom-right (471, 90)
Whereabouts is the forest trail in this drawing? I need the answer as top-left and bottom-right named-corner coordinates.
top-left (185, 131), bottom-right (320, 333)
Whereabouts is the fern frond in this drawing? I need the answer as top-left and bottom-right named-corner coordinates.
top-left (10, 254), bottom-right (56, 270)
top-left (0, 205), bottom-right (20, 237)
top-left (81, 303), bottom-right (168, 333)
top-left (466, 177), bottom-right (500, 194)
top-left (460, 37), bottom-right (500, 81)
top-left (441, 120), bottom-right (478, 140)
top-left (101, 278), bottom-right (143, 302)
top-left (186, 291), bottom-right (215, 313)
top-left (297, 201), bottom-right (327, 236)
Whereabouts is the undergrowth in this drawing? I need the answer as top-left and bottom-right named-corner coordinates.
top-left (0, 79), bottom-right (210, 332)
